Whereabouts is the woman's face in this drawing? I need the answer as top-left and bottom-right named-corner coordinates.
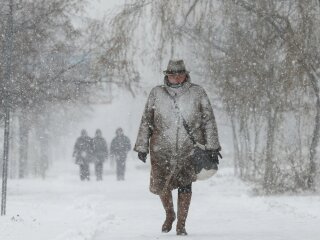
top-left (167, 73), bottom-right (187, 84)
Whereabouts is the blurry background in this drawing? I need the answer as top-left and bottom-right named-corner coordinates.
top-left (1, 1), bottom-right (320, 239)
top-left (0, 0), bottom-right (319, 194)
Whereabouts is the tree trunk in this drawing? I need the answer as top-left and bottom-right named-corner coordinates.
top-left (307, 92), bottom-right (320, 189)
top-left (263, 107), bottom-right (278, 194)
top-left (304, 69), bottom-right (320, 190)
top-left (18, 112), bottom-right (30, 178)
top-left (239, 117), bottom-right (245, 178)
top-left (1, 0), bottom-right (14, 216)
top-left (36, 113), bottom-right (50, 179)
top-left (244, 116), bottom-right (253, 178)
top-left (1, 108), bottom-right (10, 216)
top-left (230, 112), bottom-right (240, 176)
top-left (252, 111), bottom-right (261, 179)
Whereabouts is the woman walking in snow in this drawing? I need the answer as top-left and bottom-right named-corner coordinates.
top-left (134, 59), bottom-right (221, 235)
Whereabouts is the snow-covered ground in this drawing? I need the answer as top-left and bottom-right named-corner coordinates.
top-left (1, 159), bottom-right (320, 240)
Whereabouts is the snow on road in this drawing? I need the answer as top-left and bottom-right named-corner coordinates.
top-left (1, 159), bottom-right (320, 240)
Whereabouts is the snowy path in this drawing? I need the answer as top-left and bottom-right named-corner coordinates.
top-left (1, 160), bottom-right (320, 240)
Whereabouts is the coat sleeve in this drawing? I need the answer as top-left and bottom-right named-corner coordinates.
top-left (134, 88), bottom-right (156, 153)
top-left (200, 88), bottom-right (221, 150)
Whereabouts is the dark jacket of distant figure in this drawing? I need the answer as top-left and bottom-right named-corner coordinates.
top-left (110, 135), bottom-right (131, 159)
top-left (92, 136), bottom-right (108, 163)
top-left (134, 76), bottom-right (220, 195)
top-left (73, 136), bottom-right (93, 165)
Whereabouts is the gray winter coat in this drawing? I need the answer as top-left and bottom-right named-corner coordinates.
top-left (110, 135), bottom-right (131, 159)
top-left (92, 136), bottom-right (108, 163)
top-left (134, 76), bottom-right (220, 195)
top-left (73, 136), bottom-right (93, 165)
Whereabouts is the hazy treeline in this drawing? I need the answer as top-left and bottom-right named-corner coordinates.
top-left (0, 0), bottom-right (91, 178)
top-left (0, 0), bottom-right (136, 178)
top-left (105, 0), bottom-right (320, 193)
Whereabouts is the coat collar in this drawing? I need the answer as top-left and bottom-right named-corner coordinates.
top-left (163, 75), bottom-right (192, 97)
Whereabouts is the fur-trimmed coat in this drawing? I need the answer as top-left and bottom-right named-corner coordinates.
top-left (134, 77), bottom-right (220, 195)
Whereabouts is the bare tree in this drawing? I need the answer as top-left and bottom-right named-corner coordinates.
top-left (105, 0), bottom-right (320, 193)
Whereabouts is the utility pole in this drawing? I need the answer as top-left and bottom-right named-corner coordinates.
top-left (1, 0), bottom-right (14, 216)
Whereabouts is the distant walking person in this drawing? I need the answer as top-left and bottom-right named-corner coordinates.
top-left (73, 129), bottom-right (93, 181)
top-left (110, 128), bottom-right (131, 181)
top-left (92, 129), bottom-right (108, 181)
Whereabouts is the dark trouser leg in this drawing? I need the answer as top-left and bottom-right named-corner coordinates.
top-left (80, 164), bottom-right (88, 181)
top-left (160, 191), bottom-right (176, 233)
top-left (83, 163), bottom-right (90, 180)
top-left (95, 162), bottom-right (103, 181)
top-left (120, 158), bottom-right (126, 180)
top-left (80, 165), bottom-right (85, 181)
top-left (176, 184), bottom-right (192, 235)
top-left (116, 158), bottom-right (126, 180)
top-left (116, 160), bottom-right (121, 181)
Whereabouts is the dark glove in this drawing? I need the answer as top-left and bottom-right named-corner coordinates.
top-left (215, 148), bottom-right (223, 159)
top-left (138, 152), bottom-right (147, 163)
top-left (209, 149), bottom-right (222, 165)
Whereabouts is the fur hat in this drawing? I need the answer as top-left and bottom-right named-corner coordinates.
top-left (163, 59), bottom-right (190, 75)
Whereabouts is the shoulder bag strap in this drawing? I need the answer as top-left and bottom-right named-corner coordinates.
top-left (164, 88), bottom-right (197, 146)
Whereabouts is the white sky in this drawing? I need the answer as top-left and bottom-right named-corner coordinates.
top-left (86, 0), bottom-right (126, 19)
